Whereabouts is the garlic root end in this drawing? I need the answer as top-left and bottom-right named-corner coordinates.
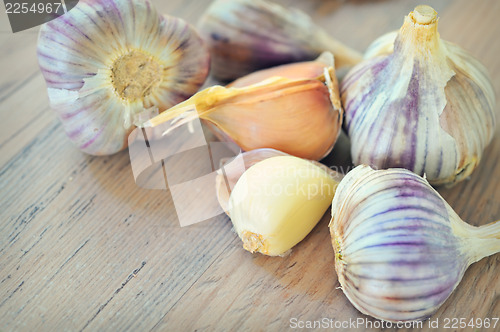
top-left (241, 231), bottom-right (269, 255)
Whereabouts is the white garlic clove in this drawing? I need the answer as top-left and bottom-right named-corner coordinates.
top-left (38, 0), bottom-right (210, 155)
top-left (228, 155), bottom-right (343, 256)
top-left (330, 165), bottom-right (500, 322)
top-left (198, 0), bottom-right (362, 81)
top-left (341, 5), bottom-right (496, 185)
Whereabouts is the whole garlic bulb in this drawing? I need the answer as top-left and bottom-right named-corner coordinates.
top-left (341, 5), bottom-right (496, 185)
top-left (329, 165), bottom-right (500, 322)
top-left (198, 0), bottom-right (362, 81)
top-left (37, 0), bottom-right (210, 155)
top-left (226, 155), bottom-right (342, 256)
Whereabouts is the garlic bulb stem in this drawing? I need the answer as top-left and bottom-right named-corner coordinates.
top-left (452, 218), bottom-right (500, 264)
top-left (411, 5), bottom-right (437, 25)
top-left (397, 6), bottom-right (443, 60)
top-left (316, 30), bottom-right (363, 68)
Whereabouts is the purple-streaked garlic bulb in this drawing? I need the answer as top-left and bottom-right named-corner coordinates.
top-left (329, 165), bottom-right (500, 322)
top-left (37, 0), bottom-right (210, 155)
top-left (198, 0), bottom-right (362, 81)
top-left (341, 5), bottom-right (496, 185)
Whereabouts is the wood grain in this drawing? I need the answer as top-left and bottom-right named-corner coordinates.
top-left (0, 0), bottom-right (499, 331)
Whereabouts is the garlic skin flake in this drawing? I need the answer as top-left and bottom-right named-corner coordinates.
top-left (38, 0), bottom-right (210, 155)
top-left (144, 53), bottom-right (343, 161)
top-left (341, 5), bottom-right (496, 185)
top-left (198, 0), bottom-right (362, 81)
top-left (228, 156), bottom-right (342, 256)
top-left (329, 165), bottom-right (500, 322)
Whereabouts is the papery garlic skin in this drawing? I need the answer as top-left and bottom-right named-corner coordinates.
top-left (38, 0), bottom-right (210, 155)
top-left (229, 156), bottom-right (342, 256)
top-left (198, 0), bottom-right (362, 81)
top-left (341, 5), bottom-right (496, 185)
top-left (363, 31), bottom-right (398, 59)
top-left (144, 53), bottom-right (343, 161)
top-left (330, 165), bottom-right (500, 322)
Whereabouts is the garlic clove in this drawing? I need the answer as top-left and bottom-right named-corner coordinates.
top-left (37, 0), bottom-right (210, 155)
top-left (215, 148), bottom-right (289, 214)
top-left (215, 148), bottom-right (342, 215)
top-left (143, 53), bottom-right (343, 161)
top-left (341, 5), bottom-right (496, 185)
top-left (330, 165), bottom-right (500, 322)
top-left (228, 155), bottom-right (342, 256)
top-left (198, 0), bottom-right (362, 81)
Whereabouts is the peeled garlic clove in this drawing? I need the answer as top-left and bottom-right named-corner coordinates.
top-left (215, 148), bottom-right (289, 214)
top-left (341, 5), bottom-right (496, 185)
top-left (143, 53), bottom-right (343, 161)
top-left (37, 0), bottom-right (210, 155)
top-left (198, 0), bottom-right (362, 81)
top-left (330, 165), bottom-right (500, 322)
top-left (229, 155), bottom-right (342, 256)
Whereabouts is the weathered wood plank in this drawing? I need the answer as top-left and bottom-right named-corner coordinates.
top-left (0, 0), bottom-right (498, 331)
top-left (0, 125), bottom-right (236, 330)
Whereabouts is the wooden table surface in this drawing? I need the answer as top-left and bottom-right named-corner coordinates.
top-left (1, 0), bottom-right (499, 331)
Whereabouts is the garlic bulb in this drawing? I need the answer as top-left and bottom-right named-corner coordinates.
top-left (227, 155), bottom-right (342, 256)
top-left (341, 5), bottom-right (496, 185)
top-left (143, 53), bottom-right (343, 161)
top-left (38, 0), bottom-right (210, 155)
top-left (198, 0), bottom-right (362, 81)
top-left (329, 165), bottom-right (500, 322)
